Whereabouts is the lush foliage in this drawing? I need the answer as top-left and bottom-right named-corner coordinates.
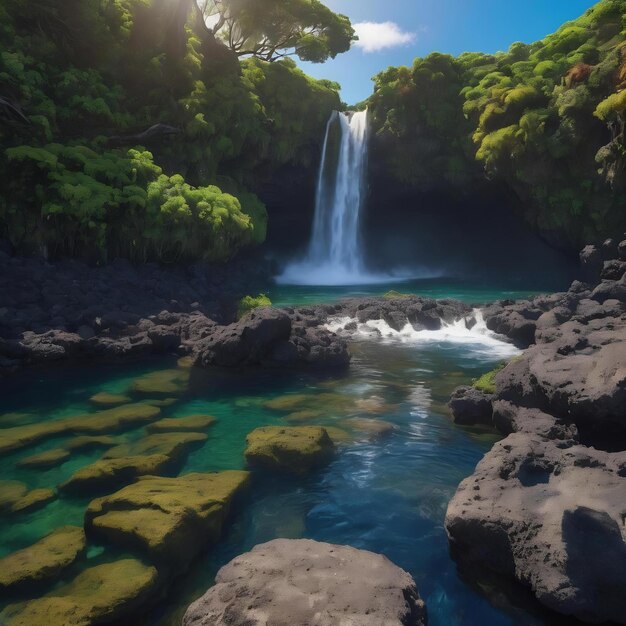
top-left (0, 0), bottom-right (344, 261)
top-left (201, 0), bottom-right (355, 63)
top-left (237, 293), bottom-right (272, 318)
top-left (369, 0), bottom-right (626, 247)
top-left (473, 362), bottom-right (506, 394)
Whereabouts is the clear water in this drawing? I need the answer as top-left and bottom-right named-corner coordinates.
top-left (0, 306), bottom-right (555, 626)
top-left (269, 277), bottom-right (547, 307)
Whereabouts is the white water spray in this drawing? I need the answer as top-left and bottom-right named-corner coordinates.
top-left (278, 110), bottom-right (388, 286)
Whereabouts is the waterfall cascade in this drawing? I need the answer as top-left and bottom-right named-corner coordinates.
top-left (278, 110), bottom-right (378, 286)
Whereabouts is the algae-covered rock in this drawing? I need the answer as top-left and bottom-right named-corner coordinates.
top-left (285, 409), bottom-right (324, 422)
top-left (103, 432), bottom-right (208, 463)
top-left (67, 403), bottom-right (161, 434)
top-left (89, 392), bottom-right (131, 406)
top-left (59, 455), bottom-right (171, 495)
top-left (322, 426), bottom-right (354, 445)
top-left (344, 417), bottom-right (395, 439)
top-left (245, 426), bottom-right (334, 474)
top-left (11, 489), bottom-right (56, 514)
top-left (0, 480), bottom-right (28, 512)
top-left (0, 404), bottom-right (161, 455)
top-left (0, 526), bottom-right (86, 592)
top-left (0, 558), bottom-right (159, 626)
top-left (0, 481), bottom-right (56, 514)
top-left (18, 449), bottom-right (70, 470)
top-left (131, 369), bottom-right (189, 395)
top-left (65, 436), bottom-right (118, 453)
top-left (263, 394), bottom-right (313, 411)
top-left (85, 471), bottom-right (249, 572)
top-left (138, 398), bottom-right (177, 407)
top-left (146, 414), bottom-right (216, 433)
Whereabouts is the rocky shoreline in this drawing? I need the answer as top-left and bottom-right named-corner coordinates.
top-left (1, 239), bottom-right (625, 624)
top-left (445, 237), bottom-right (626, 624)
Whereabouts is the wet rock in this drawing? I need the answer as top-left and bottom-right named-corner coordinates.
top-left (0, 559), bottom-right (159, 626)
top-left (183, 538), bottom-right (426, 626)
top-left (131, 369), bottom-right (189, 395)
top-left (65, 436), bottom-right (118, 453)
top-left (0, 526), bottom-right (86, 592)
top-left (59, 455), bottom-right (172, 494)
top-left (446, 433), bottom-right (626, 624)
top-left (146, 414), bottom-right (216, 433)
top-left (0, 481), bottom-right (56, 515)
top-left (85, 471), bottom-right (249, 573)
top-left (18, 448), bottom-right (70, 470)
top-left (245, 426), bottom-right (334, 474)
top-left (344, 417), bottom-right (395, 439)
top-left (448, 386), bottom-right (494, 426)
top-left (89, 392), bottom-right (131, 406)
top-left (284, 409), bottom-right (324, 422)
top-left (102, 432), bottom-right (208, 463)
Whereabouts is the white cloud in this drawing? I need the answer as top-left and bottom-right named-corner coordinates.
top-left (353, 21), bottom-right (416, 53)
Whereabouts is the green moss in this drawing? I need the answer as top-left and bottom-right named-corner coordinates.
top-left (245, 426), bottom-right (335, 474)
top-left (383, 290), bottom-right (411, 299)
top-left (472, 362), bottom-right (507, 394)
top-left (84, 471), bottom-right (250, 571)
top-left (237, 294), bottom-right (272, 319)
top-left (0, 526), bottom-right (86, 592)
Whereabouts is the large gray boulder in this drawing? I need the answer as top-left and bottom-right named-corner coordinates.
top-left (183, 539), bottom-right (426, 626)
top-left (446, 431), bottom-right (626, 624)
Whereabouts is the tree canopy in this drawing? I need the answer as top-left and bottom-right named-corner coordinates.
top-left (369, 0), bottom-right (626, 247)
top-left (200, 0), bottom-right (356, 62)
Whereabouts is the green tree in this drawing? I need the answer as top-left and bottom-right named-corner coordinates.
top-left (200, 0), bottom-right (355, 62)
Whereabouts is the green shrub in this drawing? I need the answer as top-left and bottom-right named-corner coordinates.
top-left (473, 362), bottom-right (506, 394)
top-left (237, 294), bottom-right (272, 319)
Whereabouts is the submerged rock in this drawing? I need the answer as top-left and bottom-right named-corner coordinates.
top-left (0, 481), bottom-right (56, 515)
top-left (183, 538), bottom-right (426, 626)
top-left (85, 471), bottom-right (249, 574)
top-left (0, 403), bottom-right (161, 455)
top-left (17, 448), bottom-right (70, 470)
top-left (89, 392), bottom-right (131, 406)
top-left (102, 431), bottom-right (208, 463)
top-left (245, 426), bottom-right (335, 474)
top-left (131, 369), bottom-right (190, 395)
top-left (0, 526), bottom-right (86, 592)
top-left (1, 558), bottom-right (159, 626)
top-left (343, 417), bottom-right (395, 439)
top-left (146, 414), bottom-right (216, 433)
top-left (59, 455), bottom-right (172, 494)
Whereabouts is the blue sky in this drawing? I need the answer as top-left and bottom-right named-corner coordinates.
top-left (299, 0), bottom-right (598, 104)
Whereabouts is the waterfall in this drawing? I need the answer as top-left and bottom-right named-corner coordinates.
top-left (308, 110), bottom-right (369, 274)
top-left (278, 110), bottom-right (376, 286)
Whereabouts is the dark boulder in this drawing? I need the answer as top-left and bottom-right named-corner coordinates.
top-left (448, 386), bottom-right (493, 426)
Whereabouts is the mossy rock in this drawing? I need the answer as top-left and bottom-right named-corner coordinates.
top-left (138, 398), bottom-right (178, 407)
top-left (0, 526), bottom-right (86, 592)
top-left (89, 392), bottom-right (131, 406)
top-left (59, 455), bottom-right (172, 495)
top-left (65, 436), bottom-right (118, 453)
top-left (0, 481), bottom-right (56, 515)
top-left (473, 363), bottom-right (506, 394)
top-left (383, 290), bottom-right (411, 299)
top-left (11, 489), bottom-right (56, 514)
top-left (103, 432), bottom-right (208, 463)
top-left (177, 356), bottom-right (194, 369)
top-left (0, 559), bottom-right (159, 626)
top-left (245, 426), bottom-right (335, 474)
top-left (0, 412), bottom-right (38, 427)
top-left (146, 415), bottom-right (216, 433)
top-left (18, 449), bottom-right (70, 470)
top-left (0, 404), bottom-right (161, 455)
top-left (131, 369), bottom-right (190, 395)
top-left (0, 480), bottom-right (29, 512)
top-left (354, 395), bottom-right (390, 414)
top-left (67, 403), bottom-right (161, 435)
top-left (285, 409), bottom-right (324, 423)
top-left (343, 418), bottom-right (395, 439)
top-left (85, 471), bottom-right (249, 573)
top-left (263, 394), bottom-right (314, 412)
top-left (61, 432), bottom-right (207, 494)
